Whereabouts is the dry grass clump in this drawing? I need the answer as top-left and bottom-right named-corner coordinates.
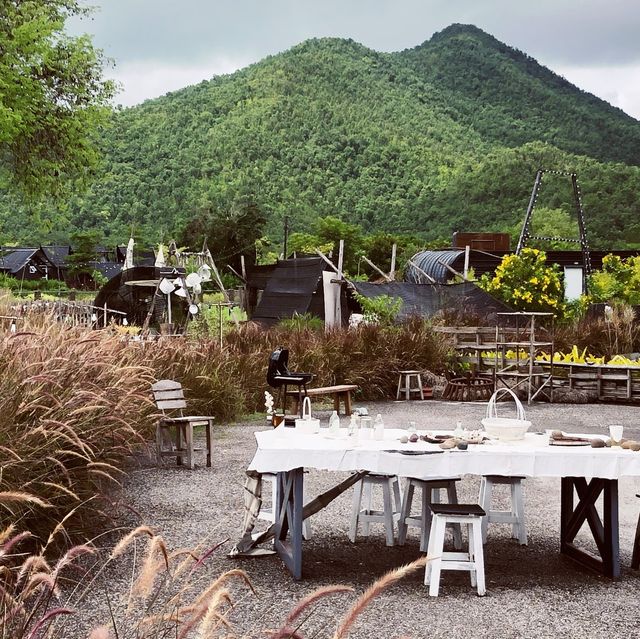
top-left (0, 524), bottom-right (251, 639)
top-left (128, 318), bottom-right (449, 420)
top-left (0, 322), bottom-right (157, 545)
top-left (1, 521), bottom-right (429, 639)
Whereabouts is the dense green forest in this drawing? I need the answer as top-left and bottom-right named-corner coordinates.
top-left (1, 24), bottom-right (639, 252)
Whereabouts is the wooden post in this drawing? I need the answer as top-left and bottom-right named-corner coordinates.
top-left (407, 259), bottom-right (437, 284)
top-left (218, 303), bottom-right (223, 347)
top-left (362, 256), bottom-right (393, 282)
top-left (436, 258), bottom-right (465, 281)
top-left (390, 243), bottom-right (397, 280)
top-left (463, 245), bottom-right (470, 280)
top-left (103, 303), bottom-right (108, 328)
top-left (240, 254), bottom-right (247, 281)
top-left (337, 240), bottom-right (344, 280)
top-left (315, 249), bottom-right (340, 274)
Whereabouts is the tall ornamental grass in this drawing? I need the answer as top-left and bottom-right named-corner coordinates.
top-left (0, 315), bottom-right (449, 547)
top-left (0, 322), bottom-right (157, 546)
top-left (137, 317), bottom-right (451, 418)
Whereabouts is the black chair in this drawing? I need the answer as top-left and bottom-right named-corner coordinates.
top-left (267, 347), bottom-right (313, 416)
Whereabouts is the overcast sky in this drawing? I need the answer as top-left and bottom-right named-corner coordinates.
top-left (71, 0), bottom-right (640, 119)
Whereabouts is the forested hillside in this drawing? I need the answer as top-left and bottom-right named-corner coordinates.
top-left (1, 24), bottom-right (639, 250)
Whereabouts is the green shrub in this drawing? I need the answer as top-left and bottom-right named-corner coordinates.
top-left (277, 312), bottom-right (324, 331)
top-left (478, 248), bottom-right (565, 316)
top-left (589, 254), bottom-right (640, 305)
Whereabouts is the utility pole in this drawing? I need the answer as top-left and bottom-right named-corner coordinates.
top-left (283, 216), bottom-right (290, 260)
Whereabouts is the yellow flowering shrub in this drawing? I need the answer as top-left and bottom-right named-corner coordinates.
top-left (479, 248), bottom-right (565, 315)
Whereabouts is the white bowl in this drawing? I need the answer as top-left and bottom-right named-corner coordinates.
top-left (481, 418), bottom-right (531, 441)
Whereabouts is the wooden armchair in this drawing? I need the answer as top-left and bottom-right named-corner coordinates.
top-left (151, 379), bottom-right (214, 469)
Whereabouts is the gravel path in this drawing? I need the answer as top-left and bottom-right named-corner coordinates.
top-left (75, 400), bottom-right (640, 639)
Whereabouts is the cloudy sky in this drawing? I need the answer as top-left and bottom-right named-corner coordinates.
top-left (71, 0), bottom-right (640, 119)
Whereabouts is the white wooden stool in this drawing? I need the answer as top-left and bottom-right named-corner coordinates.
top-left (424, 503), bottom-right (486, 597)
top-left (397, 478), bottom-right (463, 552)
top-left (259, 473), bottom-right (312, 540)
top-left (396, 370), bottom-right (424, 400)
top-left (479, 475), bottom-right (527, 545)
top-left (349, 474), bottom-right (401, 547)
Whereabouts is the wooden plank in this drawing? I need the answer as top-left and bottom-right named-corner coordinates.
top-left (152, 379), bottom-right (182, 392)
top-left (286, 384), bottom-right (358, 395)
top-left (153, 388), bottom-right (186, 400)
top-left (156, 399), bottom-right (187, 410)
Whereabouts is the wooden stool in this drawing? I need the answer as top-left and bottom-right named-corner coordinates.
top-left (396, 370), bottom-right (424, 400)
top-left (259, 473), bottom-right (312, 540)
top-left (479, 475), bottom-right (527, 545)
top-left (424, 503), bottom-right (486, 597)
top-left (349, 474), bottom-right (401, 547)
top-left (397, 478), bottom-right (463, 552)
top-left (632, 493), bottom-right (640, 570)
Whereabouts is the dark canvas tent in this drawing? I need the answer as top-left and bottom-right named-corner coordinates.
top-left (349, 281), bottom-right (512, 321)
top-left (0, 247), bottom-right (61, 281)
top-left (251, 256), bottom-right (345, 327)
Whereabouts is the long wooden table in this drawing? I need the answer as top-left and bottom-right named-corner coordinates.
top-left (248, 428), bottom-right (640, 580)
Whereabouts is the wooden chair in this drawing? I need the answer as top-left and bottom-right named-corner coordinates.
top-left (151, 379), bottom-right (214, 470)
top-left (267, 347), bottom-right (313, 415)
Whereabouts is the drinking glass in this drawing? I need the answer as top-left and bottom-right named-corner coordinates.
top-left (609, 424), bottom-right (624, 443)
top-left (360, 416), bottom-right (372, 440)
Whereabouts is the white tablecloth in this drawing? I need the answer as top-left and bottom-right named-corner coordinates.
top-left (248, 427), bottom-right (640, 480)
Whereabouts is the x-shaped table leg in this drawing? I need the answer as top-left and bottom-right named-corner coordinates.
top-left (560, 477), bottom-right (619, 578)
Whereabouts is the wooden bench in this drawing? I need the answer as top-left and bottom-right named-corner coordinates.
top-left (286, 384), bottom-right (359, 416)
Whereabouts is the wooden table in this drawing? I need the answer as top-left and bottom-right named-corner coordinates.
top-left (248, 428), bottom-right (640, 579)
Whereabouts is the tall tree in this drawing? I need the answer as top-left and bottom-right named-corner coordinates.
top-left (0, 0), bottom-right (115, 198)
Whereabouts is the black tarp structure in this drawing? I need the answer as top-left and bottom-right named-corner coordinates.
top-left (251, 256), bottom-right (335, 327)
top-left (349, 281), bottom-right (512, 322)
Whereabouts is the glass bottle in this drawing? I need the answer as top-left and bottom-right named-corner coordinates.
top-left (374, 414), bottom-right (385, 440)
top-left (328, 410), bottom-right (340, 434)
top-left (348, 413), bottom-right (359, 437)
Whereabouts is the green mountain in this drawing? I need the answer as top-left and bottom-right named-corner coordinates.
top-left (2, 24), bottom-right (640, 250)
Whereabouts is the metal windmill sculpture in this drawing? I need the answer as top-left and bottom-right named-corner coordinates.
top-left (516, 169), bottom-right (592, 292)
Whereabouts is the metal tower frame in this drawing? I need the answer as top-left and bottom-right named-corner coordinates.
top-left (516, 169), bottom-right (592, 288)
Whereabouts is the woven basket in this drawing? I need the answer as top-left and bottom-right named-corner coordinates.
top-left (481, 388), bottom-right (531, 441)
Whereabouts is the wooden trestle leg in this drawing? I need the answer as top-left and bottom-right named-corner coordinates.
top-left (274, 468), bottom-right (304, 580)
top-left (560, 477), bottom-right (620, 578)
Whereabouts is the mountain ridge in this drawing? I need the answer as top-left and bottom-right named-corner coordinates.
top-left (1, 24), bottom-right (639, 250)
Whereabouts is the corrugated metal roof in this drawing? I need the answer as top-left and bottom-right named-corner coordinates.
top-left (405, 249), bottom-right (466, 284)
top-left (42, 245), bottom-right (71, 267)
top-left (252, 257), bottom-right (326, 326)
top-left (0, 248), bottom-right (37, 273)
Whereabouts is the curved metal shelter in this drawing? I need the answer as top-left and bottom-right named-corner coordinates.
top-left (405, 249), bottom-right (466, 284)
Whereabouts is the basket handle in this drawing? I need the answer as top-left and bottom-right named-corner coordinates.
top-left (302, 396), bottom-right (312, 420)
top-left (485, 388), bottom-right (526, 421)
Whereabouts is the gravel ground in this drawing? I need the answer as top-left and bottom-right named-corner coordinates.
top-left (73, 400), bottom-right (640, 639)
